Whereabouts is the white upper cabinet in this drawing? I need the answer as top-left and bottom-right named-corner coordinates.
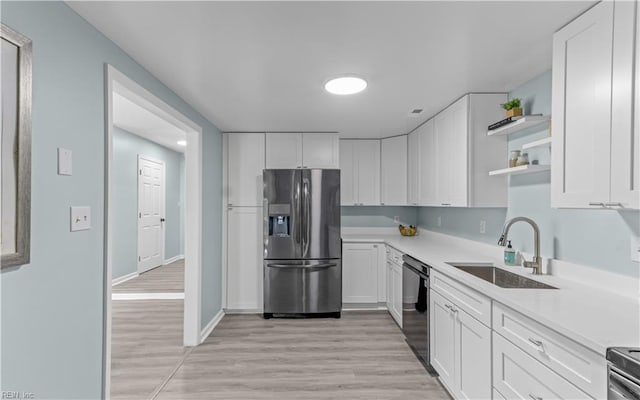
top-left (265, 132), bottom-right (302, 169)
top-left (418, 120), bottom-right (438, 206)
top-left (340, 140), bottom-right (381, 206)
top-left (433, 94), bottom-right (508, 208)
top-left (610, 1), bottom-right (640, 209)
top-left (381, 135), bottom-right (408, 205)
top-left (265, 132), bottom-right (339, 169)
top-left (407, 131), bottom-right (420, 205)
top-left (226, 133), bottom-right (265, 207)
top-left (302, 133), bottom-right (340, 168)
top-left (552, 1), bottom-right (638, 209)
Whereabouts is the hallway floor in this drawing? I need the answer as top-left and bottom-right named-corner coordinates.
top-left (113, 259), bottom-right (184, 293)
top-left (111, 309), bottom-right (450, 400)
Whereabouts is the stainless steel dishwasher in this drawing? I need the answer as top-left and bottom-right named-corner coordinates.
top-left (607, 347), bottom-right (640, 399)
top-left (402, 254), bottom-right (436, 374)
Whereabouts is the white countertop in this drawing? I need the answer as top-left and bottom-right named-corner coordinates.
top-left (342, 231), bottom-right (640, 357)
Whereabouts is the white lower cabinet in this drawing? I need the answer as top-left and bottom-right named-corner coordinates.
top-left (342, 243), bottom-right (380, 304)
top-left (430, 288), bottom-right (491, 400)
top-left (385, 246), bottom-right (403, 327)
top-left (226, 207), bottom-right (262, 310)
top-left (493, 333), bottom-right (591, 400)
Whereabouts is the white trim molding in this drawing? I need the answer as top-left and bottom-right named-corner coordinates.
top-left (112, 292), bottom-right (185, 300)
top-left (164, 254), bottom-right (185, 265)
top-left (111, 271), bottom-right (138, 286)
top-left (199, 309), bottom-right (224, 344)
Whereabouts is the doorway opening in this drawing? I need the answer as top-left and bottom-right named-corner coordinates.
top-left (103, 65), bottom-right (203, 399)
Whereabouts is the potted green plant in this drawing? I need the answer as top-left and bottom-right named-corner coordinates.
top-left (501, 98), bottom-right (522, 118)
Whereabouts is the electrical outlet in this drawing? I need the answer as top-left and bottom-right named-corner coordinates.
top-left (393, 216), bottom-right (400, 224)
top-left (437, 216), bottom-right (442, 227)
top-left (632, 235), bottom-right (640, 263)
top-left (480, 220), bottom-right (486, 234)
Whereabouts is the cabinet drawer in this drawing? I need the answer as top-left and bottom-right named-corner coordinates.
top-left (385, 245), bottom-right (403, 265)
top-left (430, 269), bottom-right (491, 326)
top-left (493, 302), bottom-right (606, 399)
top-left (493, 333), bottom-right (592, 400)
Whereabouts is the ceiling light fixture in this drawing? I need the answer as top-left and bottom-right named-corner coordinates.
top-left (324, 76), bottom-right (367, 95)
top-left (177, 140), bottom-right (187, 146)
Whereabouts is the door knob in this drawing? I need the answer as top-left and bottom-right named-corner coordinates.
top-left (161, 218), bottom-right (166, 222)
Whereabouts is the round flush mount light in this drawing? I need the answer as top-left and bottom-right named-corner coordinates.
top-left (324, 76), bottom-right (367, 95)
top-left (177, 140), bottom-right (187, 146)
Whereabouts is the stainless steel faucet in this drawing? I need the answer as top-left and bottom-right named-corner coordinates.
top-left (498, 217), bottom-right (543, 275)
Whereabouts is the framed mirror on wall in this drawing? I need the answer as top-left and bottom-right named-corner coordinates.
top-left (1, 23), bottom-right (32, 268)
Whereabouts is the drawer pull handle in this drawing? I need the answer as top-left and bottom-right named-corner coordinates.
top-left (529, 394), bottom-right (543, 400)
top-left (528, 338), bottom-right (543, 348)
top-left (588, 202), bottom-right (605, 207)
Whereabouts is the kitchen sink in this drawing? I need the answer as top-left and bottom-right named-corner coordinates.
top-left (446, 263), bottom-right (557, 289)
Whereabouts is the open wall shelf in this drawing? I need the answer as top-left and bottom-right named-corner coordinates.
top-left (487, 115), bottom-right (550, 137)
top-left (489, 164), bottom-right (551, 176)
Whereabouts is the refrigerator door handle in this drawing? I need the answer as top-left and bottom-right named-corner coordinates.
top-left (267, 263), bottom-right (337, 269)
top-left (302, 177), bottom-right (310, 255)
top-left (294, 177), bottom-right (301, 246)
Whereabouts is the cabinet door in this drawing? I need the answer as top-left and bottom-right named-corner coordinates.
top-left (434, 111), bottom-right (452, 206)
top-left (226, 207), bottom-right (262, 310)
top-left (339, 140), bottom-right (356, 205)
top-left (381, 136), bottom-right (407, 205)
top-left (610, 0), bottom-right (640, 209)
top-left (552, 2), bottom-right (614, 208)
top-left (265, 133), bottom-right (302, 169)
top-left (342, 243), bottom-right (379, 303)
top-left (430, 289), bottom-right (456, 391)
top-left (493, 333), bottom-right (592, 400)
top-left (356, 140), bottom-right (381, 205)
top-left (386, 261), bottom-right (393, 316)
top-left (407, 131), bottom-right (420, 205)
top-left (227, 133), bottom-right (265, 206)
top-left (447, 97), bottom-right (469, 207)
top-left (418, 119), bottom-right (438, 206)
top-left (302, 133), bottom-right (339, 168)
top-left (392, 263), bottom-right (403, 327)
top-left (456, 308), bottom-right (491, 400)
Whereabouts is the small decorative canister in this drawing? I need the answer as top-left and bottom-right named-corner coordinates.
top-left (509, 150), bottom-right (521, 168)
top-left (516, 153), bottom-right (530, 166)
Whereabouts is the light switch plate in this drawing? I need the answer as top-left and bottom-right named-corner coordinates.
top-left (58, 148), bottom-right (72, 175)
top-left (631, 236), bottom-right (640, 263)
top-left (70, 206), bottom-right (91, 231)
top-left (437, 216), bottom-right (442, 227)
top-left (480, 220), bottom-right (487, 234)
top-left (393, 216), bottom-right (400, 224)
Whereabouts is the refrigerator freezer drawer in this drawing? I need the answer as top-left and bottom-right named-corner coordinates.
top-left (263, 259), bottom-right (342, 315)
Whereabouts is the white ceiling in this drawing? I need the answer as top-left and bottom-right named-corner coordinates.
top-left (113, 91), bottom-right (187, 153)
top-left (70, 1), bottom-right (594, 139)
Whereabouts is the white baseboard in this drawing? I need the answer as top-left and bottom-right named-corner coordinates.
top-left (112, 292), bottom-right (184, 300)
top-left (164, 254), bottom-right (185, 265)
top-left (343, 302), bottom-right (388, 311)
top-left (112, 272), bottom-right (138, 286)
top-left (200, 309), bottom-right (224, 343)
top-left (223, 308), bottom-right (262, 314)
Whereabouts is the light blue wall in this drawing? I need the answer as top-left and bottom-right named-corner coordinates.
top-left (341, 206), bottom-right (417, 228)
top-left (112, 127), bottom-right (184, 280)
top-left (0, 2), bottom-right (223, 398)
top-left (418, 70), bottom-right (640, 277)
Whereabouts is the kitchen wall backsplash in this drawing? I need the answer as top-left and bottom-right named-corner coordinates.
top-left (341, 206), bottom-right (417, 228)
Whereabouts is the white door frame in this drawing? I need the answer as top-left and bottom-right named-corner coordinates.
top-left (103, 64), bottom-right (203, 398)
top-left (137, 154), bottom-right (166, 274)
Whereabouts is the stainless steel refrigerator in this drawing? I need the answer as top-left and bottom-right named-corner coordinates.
top-left (263, 169), bottom-right (341, 318)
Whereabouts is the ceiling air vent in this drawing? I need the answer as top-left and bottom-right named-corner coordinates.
top-left (410, 109), bottom-right (423, 115)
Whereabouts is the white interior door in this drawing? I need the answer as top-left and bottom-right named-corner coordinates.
top-left (138, 155), bottom-right (165, 273)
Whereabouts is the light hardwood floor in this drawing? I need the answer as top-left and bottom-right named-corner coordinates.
top-left (111, 299), bottom-right (186, 400)
top-left (154, 311), bottom-right (451, 400)
top-left (113, 259), bottom-right (184, 293)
